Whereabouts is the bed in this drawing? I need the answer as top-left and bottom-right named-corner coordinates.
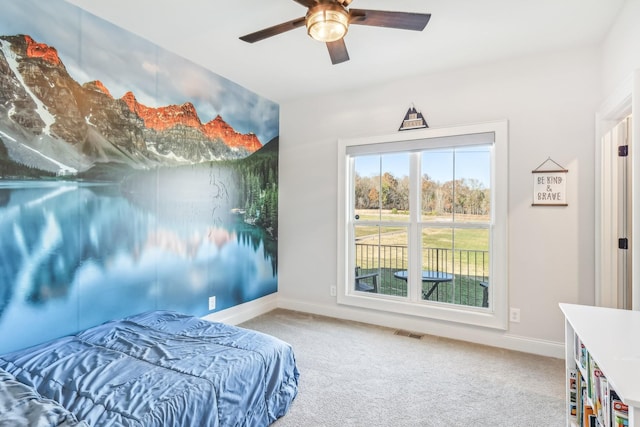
top-left (0, 367), bottom-right (89, 427)
top-left (0, 310), bottom-right (299, 427)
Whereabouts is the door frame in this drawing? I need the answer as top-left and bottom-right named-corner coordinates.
top-left (595, 69), bottom-right (639, 310)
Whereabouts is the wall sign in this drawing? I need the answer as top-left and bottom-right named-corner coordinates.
top-left (532, 157), bottom-right (568, 206)
top-left (398, 104), bottom-right (428, 131)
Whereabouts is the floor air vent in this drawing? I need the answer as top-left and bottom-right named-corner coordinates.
top-left (394, 329), bottom-right (423, 339)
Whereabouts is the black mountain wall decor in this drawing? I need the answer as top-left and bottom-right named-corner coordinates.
top-left (399, 105), bottom-right (428, 131)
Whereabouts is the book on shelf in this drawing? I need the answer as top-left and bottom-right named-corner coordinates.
top-left (583, 405), bottom-right (594, 427)
top-left (577, 369), bottom-right (588, 427)
top-left (588, 412), bottom-right (604, 427)
top-left (598, 376), bottom-right (609, 426)
top-left (576, 336), bottom-right (587, 369)
top-left (587, 355), bottom-right (598, 401)
top-left (611, 394), bottom-right (629, 427)
top-left (591, 366), bottom-right (604, 419)
top-left (569, 369), bottom-right (578, 419)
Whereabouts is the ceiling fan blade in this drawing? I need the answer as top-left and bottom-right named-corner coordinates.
top-left (326, 39), bottom-right (350, 64)
top-left (292, 0), bottom-right (317, 7)
top-left (239, 17), bottom-right (306, 43)
top-left (349, 9), bottom-right (431, 31)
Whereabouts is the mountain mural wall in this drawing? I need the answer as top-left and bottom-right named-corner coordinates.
top-left (0, 0), bottom-right (279, 354)
top-left (0, 34), bottom-right (262, 176)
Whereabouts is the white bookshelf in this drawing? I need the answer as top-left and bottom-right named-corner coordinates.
top-left (560, 303), bottom-right (640, 426)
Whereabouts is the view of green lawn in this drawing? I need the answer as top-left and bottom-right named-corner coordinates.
top-left (353, 209), bottom-right (490, 307)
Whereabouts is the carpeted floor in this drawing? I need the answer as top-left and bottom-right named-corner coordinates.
top-left (240, 309), bottom-right (566, 427)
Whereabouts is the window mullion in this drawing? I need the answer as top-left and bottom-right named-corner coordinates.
top-left (409, 152), bottom-right (421, 302)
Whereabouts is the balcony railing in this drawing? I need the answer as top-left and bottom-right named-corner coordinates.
top-left (354, 243), bottom-right (490, 308)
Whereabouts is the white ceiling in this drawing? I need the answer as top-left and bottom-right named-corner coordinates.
top-left (67, 0), bottom-right (625, 103)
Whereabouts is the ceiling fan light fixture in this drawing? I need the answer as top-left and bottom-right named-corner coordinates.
top-left (306, 4), bottom-right (349, 43)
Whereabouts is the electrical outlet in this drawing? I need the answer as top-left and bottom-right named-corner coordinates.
top-left (510, 308), bottom-right (521, 323)
top-left (208, 296), bottom-right (216, 310)
top-left (330, 286), bottom-right (337, 297)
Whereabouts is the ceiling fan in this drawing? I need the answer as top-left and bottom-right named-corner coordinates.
top-left (239, 0), bottom-right (431, 65)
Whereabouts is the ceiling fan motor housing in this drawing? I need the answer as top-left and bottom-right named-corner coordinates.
top-left (306, 2), bottom-right (350, 42)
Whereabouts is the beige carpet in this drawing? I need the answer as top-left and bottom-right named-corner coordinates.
top-left (240, 309), bottom-right (566, 427)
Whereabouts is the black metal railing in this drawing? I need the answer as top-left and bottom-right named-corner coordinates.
top-left (354, 243), bottom-right (490, 308)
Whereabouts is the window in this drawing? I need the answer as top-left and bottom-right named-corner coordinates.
top-left (337, 122), bottom-right (508, 329)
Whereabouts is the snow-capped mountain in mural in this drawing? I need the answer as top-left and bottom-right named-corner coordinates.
top-left (0, 34), bottom-right (262, 175)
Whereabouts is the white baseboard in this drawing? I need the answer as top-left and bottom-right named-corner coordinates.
top-left (201, 294), bottom-right (564, 358)
top-left (202, 293), bottom-right (278, 325)
top-left (277, 296), bottom-right (565, 359)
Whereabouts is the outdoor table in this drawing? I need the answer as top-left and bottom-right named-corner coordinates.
top-left (393, 270), bottom-right (454, 300)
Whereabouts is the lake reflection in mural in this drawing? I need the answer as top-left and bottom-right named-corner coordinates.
top-left (0, 167), bottom-right (277, 353)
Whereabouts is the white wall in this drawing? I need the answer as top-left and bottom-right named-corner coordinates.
top-left (601, 0), bottom-right (640, 97)
top-left (277, 46), bottom-right (601, 357)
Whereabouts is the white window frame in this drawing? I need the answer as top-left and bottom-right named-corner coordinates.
top-left (336, 121), bottom-right (508, 330)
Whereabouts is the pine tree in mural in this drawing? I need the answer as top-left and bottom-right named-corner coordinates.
top-left (238, 138), bottom-right (279, 238)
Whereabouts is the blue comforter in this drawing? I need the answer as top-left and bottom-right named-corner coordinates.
top-left (0, 311), bottom-right (299, 426)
